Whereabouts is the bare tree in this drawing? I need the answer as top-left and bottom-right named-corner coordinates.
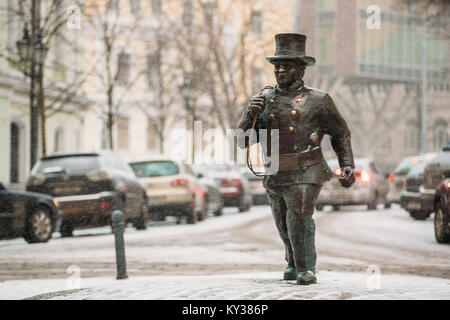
top-left (3, 0), bottom-right (92, 156)
top-left (135, 8), bottom-right (183, 155)
top-left (309, 75), bottom-right (419, 161)
top-left (398, 0), bottom-right (450, 38)
top-left (401, 0), bottom-right (450, 19)
top-left (170, 0), bottom-right (265, 134)
top-left (83, 0), bottom-right (147, 150)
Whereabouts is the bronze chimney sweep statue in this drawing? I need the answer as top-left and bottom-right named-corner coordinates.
top-left (237, 33), bottom-right (355, 285)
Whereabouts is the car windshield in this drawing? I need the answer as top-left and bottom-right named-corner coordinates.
top-left (327, 159), bottom-right (370, 171)
top-left (407, 162), bottom-right (428, 177)
top-left (195, 164), bottom-right (235, 176)
top-left (394, 156), bottom-right (423, 175)
top-left (130, 161), bottom-right (179, 177)
top-left (35, 155), bottom-right (100, 174)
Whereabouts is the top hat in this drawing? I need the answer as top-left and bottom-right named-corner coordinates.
top-left (266, 33), bottom-right (316, 66)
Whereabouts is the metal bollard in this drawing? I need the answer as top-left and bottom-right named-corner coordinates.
top-left (112, 210), bottom-right (128, 280)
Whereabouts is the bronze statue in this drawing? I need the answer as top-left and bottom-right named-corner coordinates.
top-left (237, 33), bottom-right (355, 285)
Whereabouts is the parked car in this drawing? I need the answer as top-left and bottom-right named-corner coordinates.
top-left (419, 146), bottom-right (450, 219)
top-left (129, 158), bottom-right (205, 224)
top-left (434, 178), bottom-right (450, 243)
top-left (400, 161), bottom-right (434, 220)
top-left (197, 164), bottom-right (252, 212)
top-left (27, 151), bottom-right (148, 237)
top-left (316, 158), bottom-right (389, 211)
top-left (240, 167), bottom-right (269, 205)
top-left (0, 182), bottom-right (61, 243)
top-left (189, 165), bottom-right (225, 217)
top-left (386, 153), bottom-right (436, 206)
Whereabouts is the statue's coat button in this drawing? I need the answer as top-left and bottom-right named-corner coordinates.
top-left (289, 126), bottom-right (294, 132)
top-left (291, 110), bottom-right (297, 116)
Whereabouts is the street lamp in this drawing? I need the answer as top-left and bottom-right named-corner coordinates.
top-left (16, 25), bottom-right (48, 66)
top-left (34, 32), bottom-right (49, 65)
top-left (16, 25), bottom-right (33, 62)
top-left (16, 24), bottom-right (49, 169)
top-left (181, 77), bottom-right (196, 163)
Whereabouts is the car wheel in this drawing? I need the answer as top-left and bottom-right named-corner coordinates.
top-left (409, 210), bottom-right (428, 220)
top-left (332, 205), bottom-right (340, 211)
top-left (238, 195), bottom-right (251, 212)
top-left (367, 193), bottom-right (378, 211)
top-left (198, 197), bottom-right (208, 221)
top-left (24, 206), bottom-right (53, 243)
top-left (60, 221), bottom-right (73, 237)
top-left (384, 197), bottom-right (391, 209)
top-left (434, 200), bottom-right (450, 243)
top-left (134, 202), bottom-right (148, 230)
top-left (186, 207), bottom-right (198, 224)
top-left (315, 205), bottom-right (324, 211)
top-left (214, 208), bottom-right (223, 216)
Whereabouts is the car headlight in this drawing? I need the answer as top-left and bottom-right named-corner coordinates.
top-left (53, 199), bottom-right (60, 207)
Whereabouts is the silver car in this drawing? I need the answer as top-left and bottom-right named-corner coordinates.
top-left (240, 167), bottom-right (269, 205)
top-left (316, 158), bottom-right (389, 211)
top-left (386, 153), bottom-right (436, 206)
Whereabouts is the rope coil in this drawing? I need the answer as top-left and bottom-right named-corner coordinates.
top-left (246, 86), bottom-right (273, 177)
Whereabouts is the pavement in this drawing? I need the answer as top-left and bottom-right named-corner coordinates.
top-left (0, 205), bottom-right (449, 300)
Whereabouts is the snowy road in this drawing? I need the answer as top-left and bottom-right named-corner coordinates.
top-left (0, 204), bottom-right (449, 299)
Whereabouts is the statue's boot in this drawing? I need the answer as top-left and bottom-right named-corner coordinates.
top-left (296, 271), bottom-right (317, 285)
top-left (283, 266), bottom-right (297, 280)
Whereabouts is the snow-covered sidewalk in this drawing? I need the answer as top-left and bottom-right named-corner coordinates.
top-left (2, 271), bottom-right (450, 300)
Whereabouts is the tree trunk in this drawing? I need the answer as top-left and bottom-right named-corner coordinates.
top-left (39, 64), bottom-right (46, 156)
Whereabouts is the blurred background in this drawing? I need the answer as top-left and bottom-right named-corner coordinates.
top-left (0, 2), bottom-right (449, 291)
top-left (0, 0), bottom-right (448, 189)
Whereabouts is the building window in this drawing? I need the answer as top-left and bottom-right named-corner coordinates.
top-left (54, 127), bottom-right (64, 153)
top-left (204, 2), bottom-right (215, 26)
top-left (151, 0), bottom-right (161, 15)
top-left (117, 116), bottom-right (129, 150)
top-left (101, 124), bottom-right (108, 149)
top-left (183, 0), bottom-right (193, 27)
top-left (147, 118), bottom-right (158, 150)
top-left (250, 10), bottom-right (262, 36)
top-left (117, 51), bottom-right (130, 86)
top-left (108, 0), bottom-right (119, 11)
top-left (130, 0), bottom-right (140, 14)
top-left (75, 129), bottom-right (81, 150)
top-left (10, 122), bottom-right (20, 184)
top-left (146, 52), bottom-right (159, 88)
top-left (433, 120), bottom-right (448, 151)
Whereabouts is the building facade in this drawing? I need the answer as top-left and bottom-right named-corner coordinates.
top-left (0, 0), bottom-right (89, 189)
top-left (292, 0), bottom-right (449, 170)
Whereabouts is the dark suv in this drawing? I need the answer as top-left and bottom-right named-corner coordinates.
top-left (0, 182), bottom-right (61, 243)
top-left (27, 151), bottom-right (148, 236)
top-left (401, 161), bottom-right (434, 220)
top-left (434, 178), bottom-right (450, 243)
top-left (419, 147), bottom-right (450, 221)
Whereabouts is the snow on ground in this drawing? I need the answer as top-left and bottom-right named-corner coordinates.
top-left (1, 205), bottom-right (449, 300)
top-left (2, 271), bottom-right (450, 300)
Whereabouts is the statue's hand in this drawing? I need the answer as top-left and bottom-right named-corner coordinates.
top-left (249, 95), bottom-right (265, 119)
top-left (339, 166), bottom-right (355, 188)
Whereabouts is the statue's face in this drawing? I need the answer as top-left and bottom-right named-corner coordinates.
top-left (274, 61), bottom-right (305, 87)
